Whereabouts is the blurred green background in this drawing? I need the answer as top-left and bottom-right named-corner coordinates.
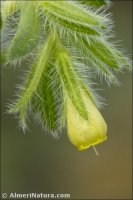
top-left (1, 1), bottom-right (132, 199)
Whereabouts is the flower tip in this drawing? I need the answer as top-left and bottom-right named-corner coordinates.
top-left (77, 135), bottom-right (107, 151)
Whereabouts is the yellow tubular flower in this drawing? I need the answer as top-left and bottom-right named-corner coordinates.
top-left (66, 90), bottom-right (107, 150)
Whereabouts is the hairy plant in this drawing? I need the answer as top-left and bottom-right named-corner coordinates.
top-left (1, 0), bottom-right (131, 151)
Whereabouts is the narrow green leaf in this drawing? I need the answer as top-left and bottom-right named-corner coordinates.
top-left (32, 62), bottom-right (64, 132)
top-left (82, 37), bottom-right (130, 70)
top-left (39, 1), bottom-right (108, 35)
top-left (49, 14), bottom-right (100, 35)
top-left (66, 32), bottom-right (130, 84)
top-left (8, 1), bottom-right (40, 61)
top-left (9, 33), bottom-right (56, 127)
top-left (62, 34), bottom-right (118, 84)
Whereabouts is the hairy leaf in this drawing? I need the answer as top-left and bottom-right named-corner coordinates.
top-left (32, 62), bottom-right (64, 133)
top-left (8, 1), bottom-right (40, 61)
top-left (39, 1), bottom-right (109, 35)
top-left (9, 33), bottom-right (56, 128)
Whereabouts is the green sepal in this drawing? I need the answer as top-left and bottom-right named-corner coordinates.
top-left (55, 44), bottom-right (88, 121)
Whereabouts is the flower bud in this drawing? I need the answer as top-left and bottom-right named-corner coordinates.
top-left (66, 91), bottom-right (107, 150)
